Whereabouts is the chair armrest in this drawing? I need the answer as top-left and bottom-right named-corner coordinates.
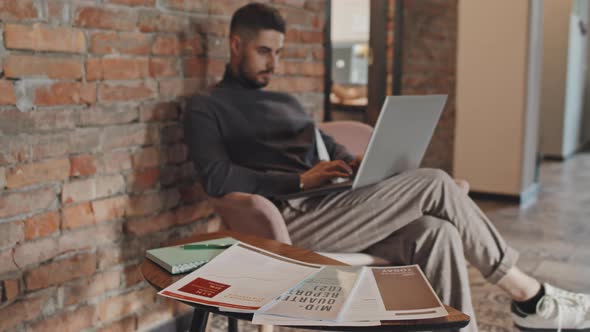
top-left (209, 192), bottom-right (292, 244)
top-left (454, 179), bottom-right (470, 194)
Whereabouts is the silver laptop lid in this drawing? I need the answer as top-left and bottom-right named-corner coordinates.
top-left (352, 95), bottom-right (447, 189)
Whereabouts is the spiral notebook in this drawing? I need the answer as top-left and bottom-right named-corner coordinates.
top-left (146, 237), bottom-right (238, 274)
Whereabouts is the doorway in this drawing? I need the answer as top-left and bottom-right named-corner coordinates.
top-left (324, 0), bottom-right (389, 125)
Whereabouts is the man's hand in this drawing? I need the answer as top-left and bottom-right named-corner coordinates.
top-left (300, 160), bottom-right (353, 190)
top-left (348, 155), bottom-right (363, 172)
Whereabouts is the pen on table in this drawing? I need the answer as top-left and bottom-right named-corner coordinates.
top-left (181, 244), bottom-right (234, 250)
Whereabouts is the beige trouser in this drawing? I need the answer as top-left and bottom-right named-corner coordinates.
top-left (281, 168), bottom-right (519, 332)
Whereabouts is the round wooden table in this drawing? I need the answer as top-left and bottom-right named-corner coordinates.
top-left (141, 231), bottom-right (471, 332)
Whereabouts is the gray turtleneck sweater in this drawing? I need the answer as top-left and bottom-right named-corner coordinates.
top-left (184, 68), bottom-right (354, 198)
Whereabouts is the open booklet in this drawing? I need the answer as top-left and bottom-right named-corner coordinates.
top-left (158, 242), bottom-right (447, 326)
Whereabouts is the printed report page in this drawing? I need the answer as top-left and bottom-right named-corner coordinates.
top-left (159, 242), bottom-right (322, 311)
top-left (342, 265), bottom-right (448, 321)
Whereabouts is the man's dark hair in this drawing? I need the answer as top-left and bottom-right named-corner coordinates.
top-left (230, 3), bottom-right (286, 37)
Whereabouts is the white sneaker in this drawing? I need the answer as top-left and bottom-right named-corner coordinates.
top-left (512, 283), bottom-right (590, 332)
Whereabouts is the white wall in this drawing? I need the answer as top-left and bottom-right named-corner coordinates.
top-left (454, 1), bottom-right (542, 197)
top-left (330, 0), bottom-right (370, 43)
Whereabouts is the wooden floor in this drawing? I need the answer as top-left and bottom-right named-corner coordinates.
top-left (207, 152), bottom-right (590, 332)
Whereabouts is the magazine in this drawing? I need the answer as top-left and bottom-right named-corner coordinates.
top-left (159, 242), bottom-right (322, 311)
top-left (158, 242), bottom-right (447, 325)
top-left (253, 265), bottom-right (447, 325)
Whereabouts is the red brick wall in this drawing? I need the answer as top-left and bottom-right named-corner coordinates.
top-left (388, 0), bottom-right (458, 174)
top-left (0, 0), bottom-right (326, 331)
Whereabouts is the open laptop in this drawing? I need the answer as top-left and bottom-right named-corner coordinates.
top-left (274, 94), bottom-right (448, 201)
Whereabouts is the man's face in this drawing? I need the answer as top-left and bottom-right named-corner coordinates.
top-left (231, 29), bottom-right (284, 88)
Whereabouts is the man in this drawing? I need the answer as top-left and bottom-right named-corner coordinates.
top-left (184, 3), bottom-right (590, 331)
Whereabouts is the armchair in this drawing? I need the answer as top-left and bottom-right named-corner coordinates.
top-left (209, 121), bottom-right (469, 265)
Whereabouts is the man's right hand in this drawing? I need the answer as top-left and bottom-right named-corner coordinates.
top-left (299, 160), bottom-right (353, 190)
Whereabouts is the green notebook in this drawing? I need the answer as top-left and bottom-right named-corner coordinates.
top-left (146, 237), bottom-right (238, 274)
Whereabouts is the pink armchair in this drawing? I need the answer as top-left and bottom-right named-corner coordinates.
top-left (209, 121), bottom-right (469, 265)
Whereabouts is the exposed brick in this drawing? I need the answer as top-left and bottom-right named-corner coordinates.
top-left (63, 270), bottom-right (120, 305)
top-left (125, 192), bottom-right (164, 217)
top-left (98, 316), bottom-right (137, 332)
top-left (183, 35), bottom-right (205, 55)
top-left (0, 167), bottom-right (5, 188)
top-left (86, 57), bottom-right (150, 81)
top-left (58, 223), bottom-right (122, 254)
top-left (0, 136), bottom-right (31, 165)
top-left (183, 57), bottom-right (206, 78)
top-left (304, 0), bottom-right (325, 11)
top-left (79, 105), bottom-right (139, 126)
top-left (101, 151), bottom-right (132, 173)
top-left (281, 7), bottom-right (314, 27)
top-left (0, 80), bottom-right (16, 105)
top-left (74, 7), bottom-right (137, 31)
top-left (150, 58), bottom-right (178, 78)
top-left (123, 264), bottom-right (142, 287)
top-left (98, 243), bottom-right (144, 270)
top-left (179, 183), bottom-right (208, 204)
top-left (175, 200), bottom-right (213, 225)
top-left (138, 11), bottom-right (189, 33)
top-left (160, 165), bottom-right (180, 185)
top-left (90, 31), bottom-right (152, 55)
top-left (35, 82), bottom-right (96, 106)
top-left (275, 0), bottom-right (306, 7)
top-left (159, 0), bottom-right (207, 12)
top-left (0, 290), bottom-right (52, 332)
top-left (151, 35), bottom-right (181, 55)
top-left (0, 250), bottom-right (18, 275)
top-left (85, 58), bottom-right (102, 81)
top-left (167, 143), bottom-right (188, 164)
top-left (0, 221), bottom-right (24, 249)
top-left (23, 211), bottom-right (60, 240)
top-left (0, 108), bottom-right (77, 135)
top-left (159, 78), bottom-right (202, 99)
top-left (209, 0), bottom-right (249, 15)
top-left (4, 23), bottom-right (86, 53)
top-left (25, 253), bottom-right (97, 290)
top-left (137, 302), bottom-right (175, 331)
top-left (4, 55), bottom-right (83, 79)
top-left (28, 305), bottom-right (95, 332)
top-left (0, 0), bottom-right (38, 21)
top-left (6, 158), bottom-right (70, 189)
top-left (132, 147), bottom-right (160, 169)
top-left (69, 128), bottom-right (102, 155)
top-left (161, 124), bottom-right (184, 143)
top-left (47, 0), bottom-right (67, 24)
top-left (0, 187), bottom-right (56, 219)
top-left (30, 132), bottom-right (69, 160)
top-left (13, 237), bottom-right (58, 268)
top-left (62, 202), bottom-right (95, 230)
top-left (128, 168), bottom-right (160, 192)
top-left (101, 124), bottom-right (160, 150)
top-left (3, 278), bottom-right (20, 301)
top-left (201, 19), bottom-right (229, 37)
top-left (283, 46), bottom-right (308, 59)
top-left (70, 154), bottom-right (97, 177)
top-left (99, 81), bottom-right (157, 103)
top-left (97, 287), bottom-right (156, 322)
top-left (105, 0), bottom-right (155, 6)
top-left (62, 174), bottom-right (125, 204)
top-left (92, 195), bottom-right (128, 223)
top-left (139, 102), bottom-right (179, 122)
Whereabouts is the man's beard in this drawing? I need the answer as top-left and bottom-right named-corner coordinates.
top-left (237, 63), bottom-right (272, 89)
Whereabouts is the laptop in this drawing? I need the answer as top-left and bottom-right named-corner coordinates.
top-left (274, 94), bottom-right (448, 201)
